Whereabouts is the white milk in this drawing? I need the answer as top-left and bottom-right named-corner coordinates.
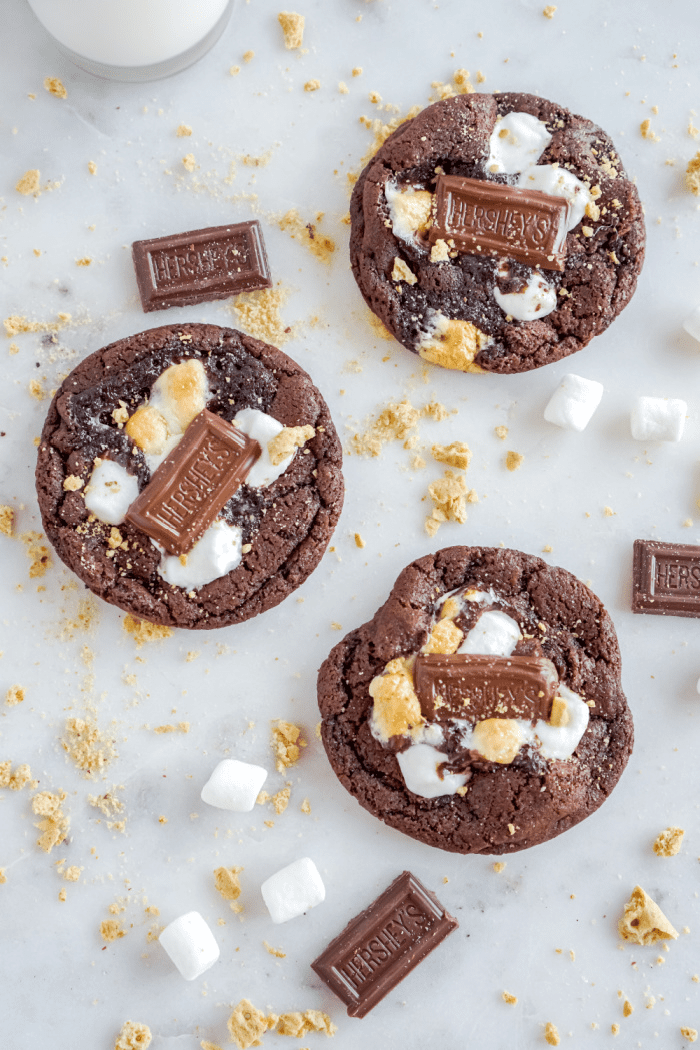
top-left (27, 0), bottom-right (231, 75)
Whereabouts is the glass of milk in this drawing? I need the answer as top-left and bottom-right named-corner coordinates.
top-left (26, 0), bottom-right (234, 82)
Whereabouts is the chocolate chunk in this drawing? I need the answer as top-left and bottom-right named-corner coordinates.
top-left (414, 653), bottom-right (557, 722)
top-left (430, 175), bottom-right (570, 271)
top-left (125, 409), bottom-right (260, 556)
top-left (311, 870), bottom-right (458, 1018)
top-left (632, 538), bottom-right (700, 618)
top-left (132, 221), bottom-right (272, 311)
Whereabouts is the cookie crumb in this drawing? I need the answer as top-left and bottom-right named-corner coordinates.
top-left (542, 5), bottom-right (557, 16)
top-left (32, 789), bottom-right (69, 852)
top-left (425, 470), bottom-right (472, 535)
top-left (354, 532), bottom-right (365, 548)
top-left (493, 861), bottom-right (506, 873)
top-left (271, 720), bottom-right (305, 772)
top-left (264, 940), bottom-right (286, 958)
top-left (653, 826), bottom-right (684, 857)
top-left (301, 797), bottom-right (311, 813)
top-left (115, 1020), bottom-right (152, 1050)
top-left (182, 153), bottom-right (196, 172)
top-left (230, 286), bottom-right (298, 348)
top-left (277, 208), bottom-right (336, 263)
top-left (243, 50), bottom-right (255, 63)
top-left (640, 118), bottom-right (660, 142)
top-left (618, 885), bottom-right (678, 945)
top-left (88, 161), bottom-right (98, 175)
top-left (123, 615), bottom-right (173, 648)
top-left (611, 1024), bottom-right (619, 1035)
top-left (64, 865), bottom-right (82, 882)
top-left (176, 124), bottom-right (192, 137)
top-left (623, 1000), bottom-right (633, 1017)
top-left (682, 1028), bottom-right (699, 1042)
top-left (505, 450), bottom-right (524, 472)
top-left (227, 999), bottom-right (277, 1050)
top-left (58, 888), bottom-right (67, 902)
top-left (43, 76), bottom-right (67, 98)
top-left (502, 992), bottom-right (518, 1005)
top-left (62, 716), bottom-right (115, 777)
top-left (423, 400), bottom-right (450, 421)
top-left (100, 919), bottom-right (126, 943)
top-left (544, 1022), bottom-right (560, 1046)
top-left (272, 787), bottom-right (291, 814)
top-left (352, 399), bottom-right (420, 457)
top-left (278, 11), bottom-right (305, 49)
top-left (276, 1012), bottom-right (337, 1038)
top-left (685, 153), bottom-right (700, 195)
top-left (338, 82), bottom-right (349, 94)
top-left (5, 685), bottom-right (25, 706)
top-left (494, 425), bottom-right (508, 439)
top-left (214, 866), bottom-right (243, 902)
top-left (304, 79), bottom-right (321, 92)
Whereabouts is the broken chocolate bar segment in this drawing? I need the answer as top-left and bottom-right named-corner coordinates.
top-left (311, 870), bottom-right (458, 1018)
top-left (125, 409), bottom-right (260, 556)
top-left (414, 653), bottom-right (558, 722)
top-left (429, 175), bottom-right (570, 271)
top-left (132, 221), bottom-right (272, 312)
top-left (632, 538), bottom-right (700, 618)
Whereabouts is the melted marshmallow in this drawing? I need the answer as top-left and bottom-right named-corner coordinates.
top-left (233, 407), bottom-right (294, 488)
top-left (84, 459), bottom-right (140, 525)
top-left (493, 271), bottom-right (558, 321)
top-left (396, 743), bottom-right (468, 798)
top-left (384, 181), bottom-right (433, 244)
top-left (534, 684), bottom-right (590, 760)
top-left (517, 164), bottom-right (592, 232)
top-left (457, 609), bottom-right (522, 657)
top-left (486, 112), bottom-right (552, 175)
top-left (157, 519), bottom-right (243, 590)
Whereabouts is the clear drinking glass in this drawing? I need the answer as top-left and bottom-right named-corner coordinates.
top-left (26, 0), bottom-right (234, 82)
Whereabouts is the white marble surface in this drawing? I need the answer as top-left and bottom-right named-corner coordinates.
top-left (2, 1), bottom-right (700, 1047)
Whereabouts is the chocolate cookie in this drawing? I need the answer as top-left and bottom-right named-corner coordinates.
top-left (36, 323), bottom-right (344, 629)
top-left (350, 92), bottom-right (645, 374)
top-left (317, 546), bottom-right (633, 855)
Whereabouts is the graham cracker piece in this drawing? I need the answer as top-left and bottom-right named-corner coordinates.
top-left (618, 885), bottom-right (678, 945)
top-left (653, 826), bottom-right (684, 857)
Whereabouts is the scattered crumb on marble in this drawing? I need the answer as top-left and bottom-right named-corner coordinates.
top-left (304, 79), bottom-right (321, 92)
top-left (43, 77), bottom-right (67, 98)
top-left (176, 124), bottom-right (192, 137)
top-left (544, 1021), bottom-right (560, 1046)
top-left (271, 720), bottom-right (305, 772)
top-left (505, 451), bottom-right (524, 472)
top-left (229, 286), bottom-right (300, 347)
top-left (123, 615), bottom-right (173, 648)
top-left (278, 11), bottom-right (304, 49)
top-left (502, 992), bottom-right (518, 1005)
top-left (264, 940), bottom-right (286, 958)
top-left (62, 716), bottom-right (116, 777)
top-left (5, 685), bottom-right (25, 706)
top-left (618, 885), bottom-right (678, 945)
top-left (20, 531), bottom-right (52, 578)
top-left (32, 789), bottom-right (69, 852)
top-left (653, 826), bottom-right (684, 857)
top-left (114, 1020), bottom-right (152, 1050)
top-left (276, 208), bottom-right (335, 263)
top-left (214, 865), bottom-right (243, 904)
top-left (16, 170), bottom-right (41, 196)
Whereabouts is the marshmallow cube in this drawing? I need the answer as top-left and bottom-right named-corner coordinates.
top-left (201, 758), bottom-right (267, 812)
top-left (543, 373), bottom-right (604, 432)
top-left (261, 857), bottom-right (326, 924)
top-left (630, 396), bottom-right (686, 442)
top-left (682, 305), bottom-right (700, 343)
top-left (159, 911), bottom-right (219, 980)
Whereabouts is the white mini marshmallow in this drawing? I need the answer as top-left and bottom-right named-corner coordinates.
top-left (682, 306), bottom-right (700, 343)
top-left (234, 407), bottom-right (293, 488)
top-left (487, 112), bottom-right (552, 174)
top-left (159, 911), bottom-right (220, 980)
top-left (494, 271), bottom-right (557, 321)
top-left (517, 164), bottom-right (592, 231)
top-left (261, 857), bottom-right (325, 924)
top-left (630, 396), bottom-right (687, 442)
top-left (200, 758), bottom-right (268, 812)
top-left (157, 519), bottom-right (243, 590)
top-left (535, 684), bottom-right (590, 760)
top-left (544, 373), bottom-right (604, 432)
top-left (397, 743), bottom-right (468, 798)
top-left (83, 458), bottom-right (140, 525)
top-left (458, 610), bottom-right (521, 657)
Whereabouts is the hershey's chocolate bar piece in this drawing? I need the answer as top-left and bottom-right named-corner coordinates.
top-left (632, 539), bottom-right (700, 618)
top-left (414, 653), bottom-right (557, 722)
top-left (132, 221), bottom-right (272, 312)
top-left (429, 174), bottom-right (570, 271)
top-left (311, 870), bottom-right (458, 1018)
top-left (125, 409), bottom-right (260, 556)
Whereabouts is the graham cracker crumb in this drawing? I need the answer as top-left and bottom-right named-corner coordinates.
top-left (153, 723), bottom-right (189, 734)
top-left (611, 1024), bottom-right (619, 1036)
top-left (640, 118), bottom-right (660, 142)
top-left (352, 67), bottom-right (362, 77)
top-left (304, 79), bottom-right (321, 92)
top-left (88, 788), bottom-right (124, 818)
top-left (29, 377), bottom-right (45, 400)
top-left (176, 124), bottom-right (192, 137)
top-left (43, 77), bottom-right (67, 98)
top-left (681, 1028), bottom-right (698, 1042)
top-left (338, 82), bottom-right (349, 94)
top-left (493, 862), bottom-right (506, 873)
top-left (271, 787), bottom-right (291, 814)
top-left (425, 470), bottom-right (474, 535)
top-left (542, 5), bottom-right (557, 16)
top-left (230, 286), bottom-right (299, 347)
top-left (0, 869), bottom-right (6, 884)
top-left (5, 685), bottom-right (25, 706)
top-left (423, 400), bottom-right (450, 422)
top-left (182, 153), bottom-right (196, 172)
top-left (502, 992), bottom-right (518, 1005)
top-left (123, 615), bottom-right (173, 648)
top-left (354, 532), bottom-right (366, 549)
top-left (278, 11), bottom-right (304, 49)
top-left (214, 865), bottom-right (243, 903)
top-left (229, 66), bottom-right (240, 76)
top-left (75, 257), bottom-right (92, 267)
top-left (391, 257), bottom-right (417, 285)
top-left (32, 790), bottom-right (69, 852)
top-left (623, 999), bottom-right (633, 1017)
top-left (58, 888), bottom-right (67, 902)
top-left (430, 238), bottom-right (451, 263)
top-left (115, 1021), bottom-right (152, 1050)
top-left (431, 441), bottom-right (472, 470)
top-left (1, 762), bottom-right (35, 791)
top-left (301, 797), bottom-right (311, 813)
top-left (653, 826), bottom-right (684, 857)
top-left (63, 474), bottom-right (84, 492)
top-left (352, 399), bottom-right (419, 456)
top-left (271, 720), bottom-right (305, 772)
top-left (277, 208), bottom-right (335, 263)
top-left (618, 885), bottom-right (678, 945)
top-left (64, 865), bottom-right (82, 882)
top-left (544, 1022), bottom-right (560, 1046)
top-left (4, 312), bottom-right (71, 337)
top-left (88, 161), bottom-right (98, 175)
top-left (604, 506), bottom-right (616, 517)
top-left (264, 940), bottom-right (286, 958)
top-left (505, 450), bottom-right (524, 472)
top-left (227, 999), bottom-right (278, 1050)
top-left (276, 1011), bottom-right (337, 1038)
top-left (16, 170), bottom-right (41, 196)
top-left (62, 716), bottom-right (116, 777)
top-left (243, 50), bottom-right (255, 63)
top-left (685, 153), bottom-right (700, 195)
top-left (20, 531), bottom-right (52, 577)
top-left (268, 424), bottom-right (315, 466)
